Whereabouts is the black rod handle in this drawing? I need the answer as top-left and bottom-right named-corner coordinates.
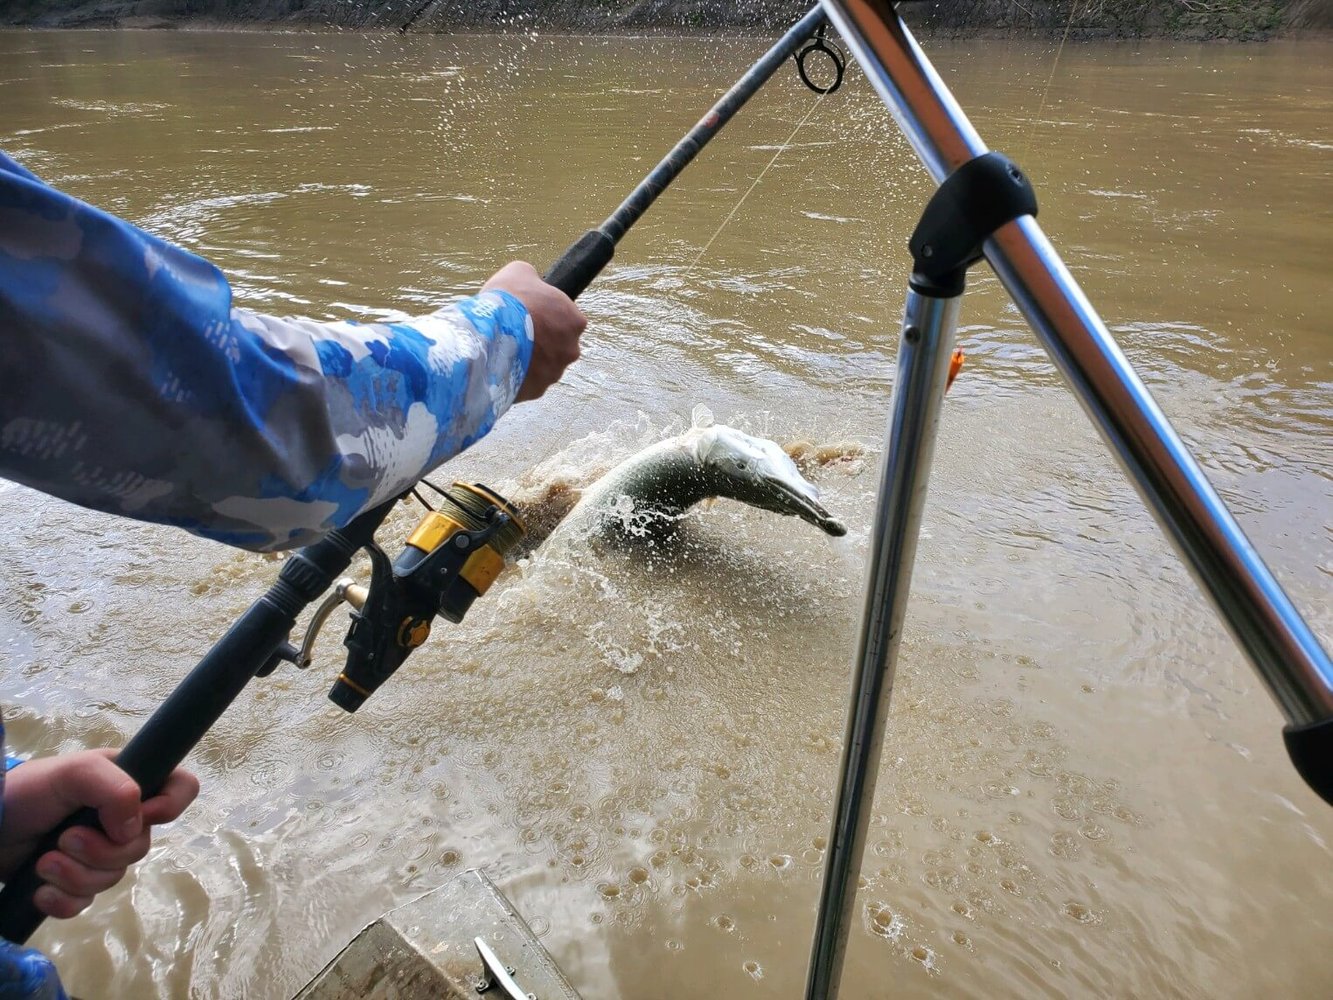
top-left (0, 502), bottom-right (394, 943)
top-left (543, 228), bottom-right (616, 301)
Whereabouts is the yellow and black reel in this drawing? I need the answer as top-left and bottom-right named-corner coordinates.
top-left (329, 483), bottom-right (525, 713)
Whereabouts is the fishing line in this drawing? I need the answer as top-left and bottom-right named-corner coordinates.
top-left (684, 89), bottom-right (828, 276)
top-left (1019, 0), bottom-right (1079, 162)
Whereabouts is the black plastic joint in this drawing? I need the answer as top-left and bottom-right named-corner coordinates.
top-left (909, 151), bottom-right (1038, 297)
top-left (1284, 717), bottom-right (1333, 808)
top-left (277, 553), bottom-right (330, 603)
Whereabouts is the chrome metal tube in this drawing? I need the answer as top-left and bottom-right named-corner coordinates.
top-left (805, 291), bottom-right (960, 1000)
top-left (986, 217), bottom-right (1333, 722)
top-left (820, 0), bottom-right (1333, 722)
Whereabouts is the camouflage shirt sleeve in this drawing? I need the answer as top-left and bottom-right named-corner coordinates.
top-left (0, 151), bottom-right (533, 551)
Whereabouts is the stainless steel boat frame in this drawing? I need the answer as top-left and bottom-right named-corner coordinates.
top-left (804, 2), bottom-right (1333, 997)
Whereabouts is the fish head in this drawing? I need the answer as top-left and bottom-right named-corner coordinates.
top-left (693, 425), bottom-right (847, 537)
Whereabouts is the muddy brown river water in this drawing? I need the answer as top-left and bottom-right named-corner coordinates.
top-left (1, 26), bottom-right (1331, 1000)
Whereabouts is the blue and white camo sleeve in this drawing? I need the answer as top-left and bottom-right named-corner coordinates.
top-left (0, 151), bottom-right (534, 552)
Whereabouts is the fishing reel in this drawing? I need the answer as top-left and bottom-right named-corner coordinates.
top-left (286, 482), bottom-right (526, 712)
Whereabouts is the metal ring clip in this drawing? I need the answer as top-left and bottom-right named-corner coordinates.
top-left (795, 25), bottom-right (847, 95)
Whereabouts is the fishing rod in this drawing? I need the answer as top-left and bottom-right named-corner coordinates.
top-left (543, 5), bottom-right (842, 298)
top-left (0, 4), bottom-right (842, 945)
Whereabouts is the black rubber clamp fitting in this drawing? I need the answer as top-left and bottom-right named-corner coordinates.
top-left (909, 151), bottom-right (1038, 297)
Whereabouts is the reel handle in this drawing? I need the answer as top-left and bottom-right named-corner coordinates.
top-left (543, 228), bottom-right (616, 300)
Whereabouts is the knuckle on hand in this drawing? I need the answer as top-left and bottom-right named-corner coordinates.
top-left (129, 835), bottom-right (152, 865)
top-left (60, 896), bottom-right (91, 919)
top-left (37, 886), bottom-right (87, 920)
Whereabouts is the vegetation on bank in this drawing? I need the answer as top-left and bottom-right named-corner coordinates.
top-left (1, 0), bottom-right (1330, 38)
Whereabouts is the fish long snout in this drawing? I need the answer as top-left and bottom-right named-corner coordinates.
top-left (764, 477), bottom-right (847, 537)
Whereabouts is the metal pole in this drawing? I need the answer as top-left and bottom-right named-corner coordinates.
top-left (805, 0), bottom-right (1333, 995)
top-left (805, 290), bottom-right (960, 1000)
top-left (817, 0), bottom-right (1333, 726)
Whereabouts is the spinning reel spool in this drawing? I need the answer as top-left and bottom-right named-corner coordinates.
top-left (294, 483), bottom-right (526, 712)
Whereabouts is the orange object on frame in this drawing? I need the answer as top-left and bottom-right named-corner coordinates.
top-left (946, 347), bottom-right (965, 392)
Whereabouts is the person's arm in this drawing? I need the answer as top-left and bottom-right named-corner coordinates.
top-left (0, 152), bottom-right (583, 551)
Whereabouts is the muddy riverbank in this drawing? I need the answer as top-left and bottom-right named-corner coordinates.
top-left (3, 0), bottom-right (1331, 39)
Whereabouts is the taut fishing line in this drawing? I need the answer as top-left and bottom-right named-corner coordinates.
top-left (1019, 0), bottom-right (1080, 162)
top-left (684, 88), bottom-right (829, 277)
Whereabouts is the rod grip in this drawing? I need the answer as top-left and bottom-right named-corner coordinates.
top-left (0, 503), bottom-right (395, 944)
top-left (543, 229), bottom-right (615, 300)
top-left (0, 804), bottom-right (104, 943)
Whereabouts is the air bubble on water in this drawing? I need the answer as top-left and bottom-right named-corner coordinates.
top-left (867, 902), bottom-right (905, 942)
top-left (1062, 900), bottom-right (1102, 925)
top-left (910, 945), bottom-right (937, 970)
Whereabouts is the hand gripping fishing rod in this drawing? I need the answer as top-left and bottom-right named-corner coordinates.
top-left (0, 5), bottom-right (837, 946)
